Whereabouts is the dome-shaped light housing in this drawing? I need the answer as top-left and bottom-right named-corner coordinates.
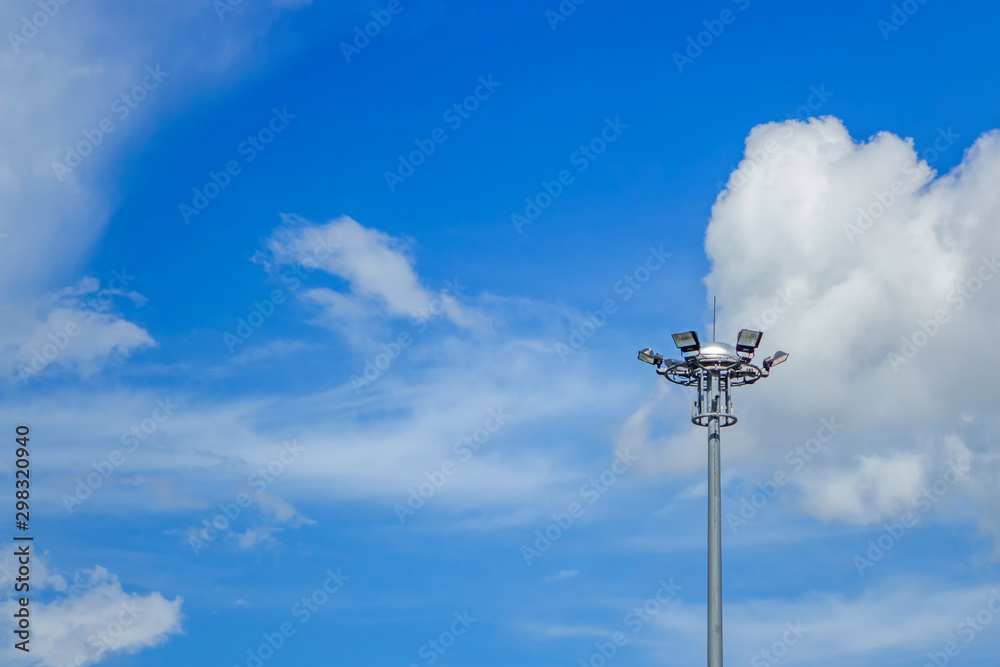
top-left (692, 341), bottom-right (742, 368)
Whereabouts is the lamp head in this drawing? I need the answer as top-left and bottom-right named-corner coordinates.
top-left (671, 331), bottom-right (701, 356)
top-left (637, 348), bottom-right (663, 366)
top-left (762, 350), bottom-right (789, 371)
top-left (736, 329), bottom-right (763, 355)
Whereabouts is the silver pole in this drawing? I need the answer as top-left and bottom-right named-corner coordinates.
top-left (707, 370), bottom-right (723, 667)
top-left (637, 334), bottom-right (786, 666)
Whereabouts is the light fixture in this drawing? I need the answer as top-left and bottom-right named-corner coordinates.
top-left (637, 348), bottom-right (663, 366)
top-left (671, 330), bottom-right (701, 354)
top-left (636, 329), bottom-right (787, 667)
top-left (735, 329), bottom-right (763, 355)
top-left (763, 350), bottom-right (789, 371)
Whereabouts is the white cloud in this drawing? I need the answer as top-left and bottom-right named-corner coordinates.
top-left (0, 0), bottom-right (319, 380)
top-left (258, 214), bottom-right (481, 335)
top-left (4, 233), bottom-right (636, 532)
top-left (255, 489), bottom-right (316, 527)
top-left (21, 340), bottom-right (621, 523)
top-left (796, 452), bottom-right (929, 524)
top-left (620, 116), bottom-right (1000, 554)
top-left (224, 339), bottom-right (313, 368)
top-left (0, 279), bottom-right (155, 381)
top-left (233, 526), bottom-right (281, 550)
top-left (642, 580), bottom-right (1000, 666)
top-left (0, 561), bottom-right (182, 667)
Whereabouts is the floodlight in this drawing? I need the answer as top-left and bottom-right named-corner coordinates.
top-left (736, 329), bottom-right (763, 355)
top-left (762, 350), bottom-right (789, 371)
top-left (671, 330), bottom-right (700, 353)
top-left (637, 348), bottom-right (663, 366)
top-left (635, 326), bottom-right (786, 667)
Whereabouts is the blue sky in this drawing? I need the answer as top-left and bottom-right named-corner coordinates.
top-left (3, 0), bottom-right (1000, 665)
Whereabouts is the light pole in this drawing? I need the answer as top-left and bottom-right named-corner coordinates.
top-left (637, 329), bottom-right (787, 667)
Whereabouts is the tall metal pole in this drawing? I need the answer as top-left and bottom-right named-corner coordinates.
top-left (707, 370), bottom-right (723, 667)
top-left (638, 332), bottom-right (787, 667)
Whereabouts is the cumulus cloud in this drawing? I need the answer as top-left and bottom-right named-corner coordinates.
top-left (796, 451), bottom-right (929, 524)
top-left (0, 560), bottom-right (182, 666)
top-left (621, 116), bottom-right (1000, 553)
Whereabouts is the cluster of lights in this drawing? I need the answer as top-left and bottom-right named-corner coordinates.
top-left (638, 329), bottom-right (787, 373)
top-left (635, 321), bottom-right (787, 667)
